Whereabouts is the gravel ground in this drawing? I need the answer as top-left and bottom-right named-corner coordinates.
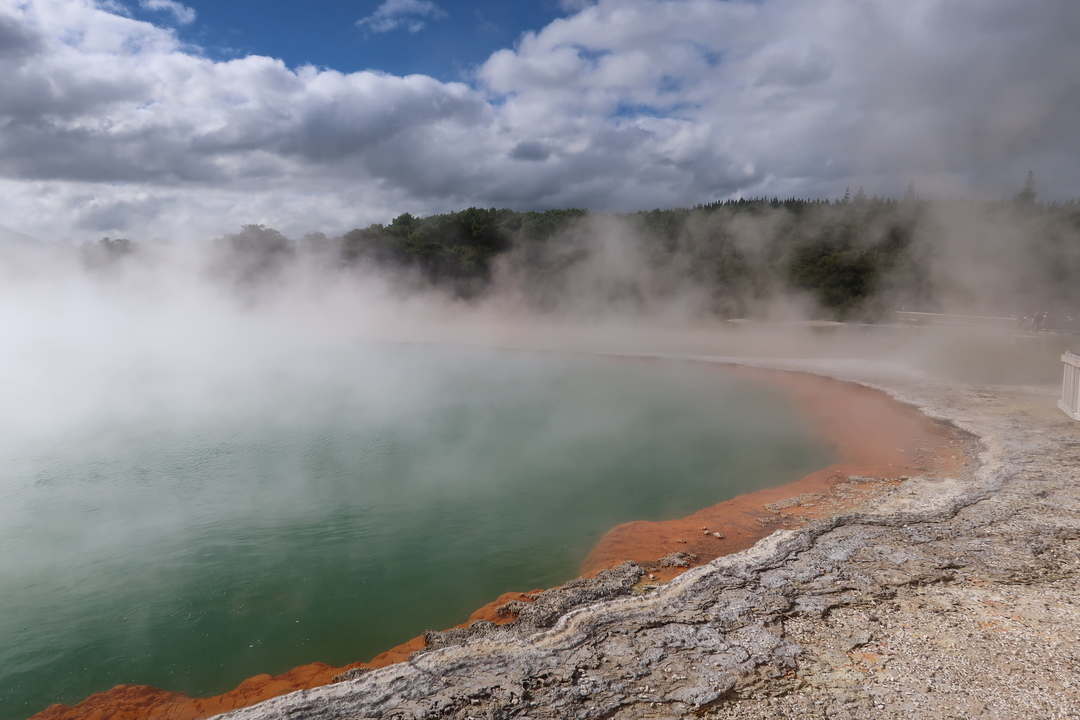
top-left (706, 375), bottom-right (1080, 720)
top-left (215, 363), bottom-right (1080, 720)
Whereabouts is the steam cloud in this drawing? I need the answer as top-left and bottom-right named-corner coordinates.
top-left (3, 189), bottom-right (1076, 386)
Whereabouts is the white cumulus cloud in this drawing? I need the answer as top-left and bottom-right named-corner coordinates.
top-left (356, 0), bottom-right (447, 34)
top-left (0, 0), bottom-right (1078, 243)
top-left (139, 0), bottom-right (195, 25)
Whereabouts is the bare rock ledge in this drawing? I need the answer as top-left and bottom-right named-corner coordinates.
top-left (216, 363), bottom-right (1080, 720)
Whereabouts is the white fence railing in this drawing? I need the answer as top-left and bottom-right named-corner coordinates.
top-left (1060, 352), bottom-right (1080, 420)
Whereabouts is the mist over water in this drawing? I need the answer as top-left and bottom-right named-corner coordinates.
top-left (1, 1), bottom-right (1078, 717)
top-left (0, 271), bottom-right (837, 719)
top-left (1, 196), bottom-right (1074, 719)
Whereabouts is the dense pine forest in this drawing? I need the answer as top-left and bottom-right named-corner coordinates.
top-left (71, 178), bottom-right (1080, 324)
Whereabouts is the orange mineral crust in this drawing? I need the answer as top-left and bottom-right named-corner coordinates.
top-left (581, 367), bottom-right (968, 576)
top-left (29, 367), bottom-right (968, 720)
top-left (30, 591), bottom-right (538, 720)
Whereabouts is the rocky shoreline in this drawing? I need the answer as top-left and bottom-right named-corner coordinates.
top-left (31, 355), bottom-right (1080, 720)
top-left (204, 358), bottom-right (1080, 720)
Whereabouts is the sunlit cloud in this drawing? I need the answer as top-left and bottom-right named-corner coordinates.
top-left (356, 0), bottom-right (447, 34)
top-left (0, 0), bottom-right (1077, 243)
top-left (138, 0), bottom-right (195, 25)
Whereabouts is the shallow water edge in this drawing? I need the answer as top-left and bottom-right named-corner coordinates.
top-left (26, 356), bottom-right (973, 720)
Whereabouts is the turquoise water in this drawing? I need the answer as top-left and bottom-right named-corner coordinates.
top-left (0, 343), bottom-right (832, 719)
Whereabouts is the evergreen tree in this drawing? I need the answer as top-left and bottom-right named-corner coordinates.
top-left (903, 180), bottom-right (916, 203)
top-left (1015, 171), bottom-right (1036, 205)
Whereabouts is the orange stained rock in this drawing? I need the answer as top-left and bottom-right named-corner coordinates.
top-left (30, 366), bottom-right (968, 720)
top-left (581, 367), bottom-right (967, 575)
top-left (31, 591), bottom-right (539, 720)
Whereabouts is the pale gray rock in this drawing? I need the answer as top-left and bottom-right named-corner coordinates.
top-left (216, 369), bottom-right (1080, 720)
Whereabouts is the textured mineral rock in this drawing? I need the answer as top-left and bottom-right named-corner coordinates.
top-left (214, 365), bottom-right (1080, 720)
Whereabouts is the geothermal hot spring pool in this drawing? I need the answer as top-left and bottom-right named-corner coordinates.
top-left (0, 341), bottom-right (834, 719)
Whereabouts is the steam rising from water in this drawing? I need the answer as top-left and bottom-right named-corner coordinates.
top-left (0, 196), bottom-right (1072, 720)
top-left (0, 258), bottom-right (840, 718)
top-left (0, 201), bottom-right (1072, 576)
top-left (1, 199), bottom-right (1074, 418)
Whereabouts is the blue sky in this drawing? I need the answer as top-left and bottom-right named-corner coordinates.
top-left (0, 0), bottom-right (1078, 242)
top-left (140, 0), bottom-right (569, 79)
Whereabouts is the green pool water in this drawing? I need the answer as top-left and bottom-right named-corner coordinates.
top-left (0, 342), bottom-right (833, 719)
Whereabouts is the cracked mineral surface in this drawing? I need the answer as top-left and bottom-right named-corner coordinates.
top-left (212, 360), bottom-right (1080, 720)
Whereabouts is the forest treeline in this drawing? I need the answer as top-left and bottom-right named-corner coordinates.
top-left (76, 179), bottom-right (1080, 323)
